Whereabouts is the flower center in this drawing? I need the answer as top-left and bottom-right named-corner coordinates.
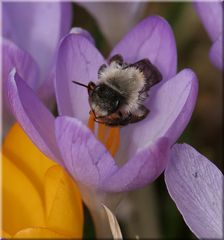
top-left (88, 112), bottom-right (120, 157)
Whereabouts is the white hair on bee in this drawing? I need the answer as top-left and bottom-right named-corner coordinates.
top-left (72, 54), bottom-right (162, 126)
top-left (91, 101), bottom-right (108, 117)
top-left (98, 61), bottom-right (145, 113)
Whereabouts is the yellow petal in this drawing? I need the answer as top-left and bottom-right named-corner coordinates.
top-left (13, 227), bottom-right (71, 238)
top-left (1, 230), bottom-right (12, 238)
top-left (44, 165), bottom-right (83, 237)
top-left (2, 153), bottom-right (45, 235)
top-left (3, 123), bottom-right (55, 196)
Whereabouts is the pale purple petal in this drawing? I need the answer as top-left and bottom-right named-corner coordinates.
top-left (115, 69), bottom-right (198, 164)
top-left (2, 38), bottom-right (39, 136)
top-left (3, 2), bottom-right (72, 84)
top-left (7, 69), bottom-right (62, 165)
top-left (165, 144), bottom-right (223, 239)
top-left (55, 34), bottom-right (106, 123)
top-left (36, 70), bottom-right (56, 109)
top-left (3, 38), bottom-right (39, 91)
top-left (194, 2), bottom-right (222, 42)
top-left (79, 2), bottom-right (147, 46)
top-left (69, 27), bottom-right (95, 45)
top-left (55, 116), bottom-right (118, 189)
top-left (110, 16), bottom-right (177, 81)
top-left (210, 35), bottom-right (223, 71)
top-left (60, 3), bottom-right (73, 37)
top-left (102, 137), bottom-right (170, 192)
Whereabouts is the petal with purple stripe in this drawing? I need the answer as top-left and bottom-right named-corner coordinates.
top-left (55, 116), bottom-right (117, 189)
top-left (102, 137), bottom-right (170, 192)
top-left (115, 69), bottom-right (198, 165)
top-left (110, 16), bottom-right (177, 81)
top-left (3, 2), bottom-right (72, 83)
top-left (56, 34), bottom-right (106, 123)
top-left (165, 144), bottom-right (223, 239)
top-left (7, 69), bottom-right (62, 165)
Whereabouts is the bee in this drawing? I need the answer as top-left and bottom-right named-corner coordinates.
top-left (72, 54), bottom-right (162, 127)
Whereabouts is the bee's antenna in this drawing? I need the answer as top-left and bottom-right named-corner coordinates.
top-left (72, 81), bottom-right (88, 88)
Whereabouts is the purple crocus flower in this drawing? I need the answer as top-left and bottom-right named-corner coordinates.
top-left (2, 2), bottom-right (72, 135)
top-left (165, 143), bottom-right (223, 239)
top-left (7, 15), bottom-right (198, 193)
top-left (194, 1), bottom-right (223, 70)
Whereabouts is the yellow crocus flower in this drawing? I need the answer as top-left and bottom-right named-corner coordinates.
top-left (2, 123), bottom-right (83, 238)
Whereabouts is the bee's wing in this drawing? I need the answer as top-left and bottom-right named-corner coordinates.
top-left (129, 59), bottom-right (162, 92)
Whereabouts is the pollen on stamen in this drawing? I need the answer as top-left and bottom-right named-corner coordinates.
top-left (87, 113), bottom-right (120, 157)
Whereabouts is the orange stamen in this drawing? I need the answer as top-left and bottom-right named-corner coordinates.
top-left (88, 114), bottom-right (120, 157)
top-left (98, 123), bottom-right (107, 142)
top-left (88, 112), bottom-right (95, 132)
top-left (106, 127), bottom-right (120, 157)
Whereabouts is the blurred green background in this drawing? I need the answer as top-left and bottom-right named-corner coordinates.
top-left (72, 2), bottom-right (222, 239)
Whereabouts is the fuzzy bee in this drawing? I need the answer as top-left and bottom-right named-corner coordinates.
top-left (72, 54), bottom-right (162, 127)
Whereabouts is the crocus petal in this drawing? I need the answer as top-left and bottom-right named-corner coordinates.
top-left (44, 165), bottom-right (83, 237)
top-left (3, 38), bottom-right (39, 91)
top-left (116, 69), bottom-right (198, 164)
top-left (1, 231), bottom-right (11, 238)
top-left (3, 2), bottom-right (72, 83)
top-left (14, 228), bottom-right (71, 238)
top-left (70, 27), bottom-right (95, 45)
top-left (60, 3), bottom-right (73, 37)
top-left (3, 123), bottom-right (55, 191)
top-left (194, 2), bottom-right (222, 42)
top-left (102, 137), bottom-right (170, 192)
top-left (2, 153), bottom-right (45, 235)
top-left (165, 144), bottom-right (223, 239)
top-left (7, 69), bottom-right (62, 165)
top-left (55, 116), bottom-right (118, 189)
top-left (210, 35), bottom-right (223, 71)
top-left (110, 15), bottom-right (177, 81)
top-left (56, 34), bottom-right (105, 122)
top-left (79, 2), bottom-right (146, 46)
top-left (2, 38), bottom-right (39, 136)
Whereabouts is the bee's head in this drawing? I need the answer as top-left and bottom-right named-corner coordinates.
top-left (89, 83), bottom-right (123, 117)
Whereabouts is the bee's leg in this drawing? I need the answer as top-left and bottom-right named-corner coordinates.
top-left (134, 105), bottom-right (149, 121)
top-left (103, 112), bottom-right (131, 127)
top-left (109, 54), bottom-right (124, 65)
top-left (94, 118), bottom-right (105, 124)
top-left (122, 105), bottom-right (150, 125)
top-left (98, 64), bottom-right (107, 77)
